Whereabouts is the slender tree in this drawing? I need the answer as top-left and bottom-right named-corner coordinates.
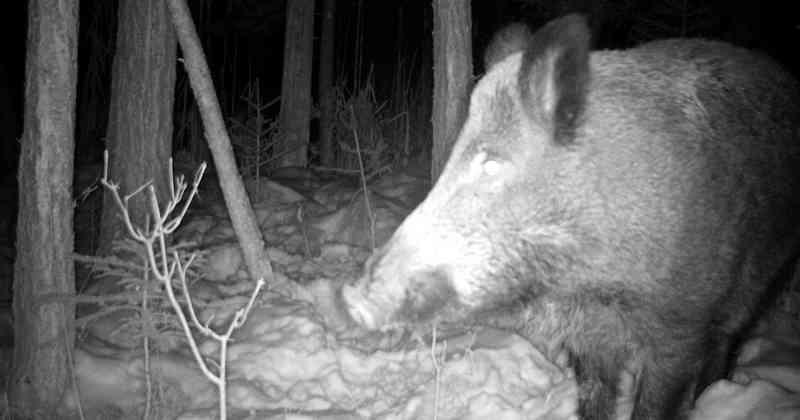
top-left (278, 0), bottom-right (315, 167)
top-left (166, 0), bottom-right (275, 285)
top-left (431, 0), bottom-right (472, 181)
top-left (98, 0), bottom-right (176, 254)
top-left (318, 0), bottom-right (337, 167)
top-left (9, 0), bottom-right (79, 415)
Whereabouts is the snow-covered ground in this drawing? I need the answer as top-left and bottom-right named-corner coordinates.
top-left (42, 166), bottom-right (800, 419)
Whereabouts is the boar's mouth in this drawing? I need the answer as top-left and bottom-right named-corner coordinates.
top-left (342, 265), bottom-right (464, 331)
top-left (340, 284), bottom-right (387, 330)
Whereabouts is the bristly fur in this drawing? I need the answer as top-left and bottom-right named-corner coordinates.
top-left (344, 13), bottom-right (800, 420)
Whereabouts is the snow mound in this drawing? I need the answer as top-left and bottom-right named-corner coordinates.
top-left (68, 282), bottom-right (578, 419)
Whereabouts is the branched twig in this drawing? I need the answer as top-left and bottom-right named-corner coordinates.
top-left (99, 151), bottom-right (262, 420)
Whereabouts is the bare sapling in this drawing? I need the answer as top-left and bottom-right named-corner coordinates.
top-left (99, 151), bottom-right (264, 420)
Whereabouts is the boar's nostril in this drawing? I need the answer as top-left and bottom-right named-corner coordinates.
top-left (400, 267), bottom-right (457, 324)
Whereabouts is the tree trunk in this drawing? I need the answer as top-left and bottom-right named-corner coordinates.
top-left (318, 0), bottom-right (337, 167)
top-left (431, 0), bottom-right (472, 181)
top-left (98, 0), bottom-right (176, 254)
top-left (166, 0), bottom-right (277, 286)
top-left (9, 0), bottom-right (78, 415)
top-left (278, 0), bottom-right (315, 168)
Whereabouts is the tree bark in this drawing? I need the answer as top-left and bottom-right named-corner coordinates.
top-left (166, 0), bottom-right (276, 286)
top-left (9, 0), bottom-right (78, 415)
top-left (98, 0), bottom-right (176, 254)
top-left (318, 0), bottom-right (337, 167)
top-left (278, 0), bottom-right (315, 168)
top-left (431, 0), bottom-right (472, 181)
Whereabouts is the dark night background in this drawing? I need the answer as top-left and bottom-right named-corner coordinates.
top-left (0, 0), bottom-right (797, 252)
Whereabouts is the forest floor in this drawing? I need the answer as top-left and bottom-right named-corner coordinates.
top-left (1, 164), bottom-right (798, 419)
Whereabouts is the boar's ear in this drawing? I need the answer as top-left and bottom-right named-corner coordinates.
top-left (484, 23), bottom-right (533, 70)
top-left (519, 14), bottom-right (590, 145)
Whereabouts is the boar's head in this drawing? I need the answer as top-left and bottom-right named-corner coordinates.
top-left (342, 15), bottom-right (595, 330)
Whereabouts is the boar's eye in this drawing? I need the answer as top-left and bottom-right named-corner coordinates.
top-left (470, 150), bottom-right (508, 180)
top-left (482, 157), bottom-right (502, 176)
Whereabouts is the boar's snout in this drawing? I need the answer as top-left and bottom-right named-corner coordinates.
top-left (341, 238), bottom-right (459, 330)
top-left (340, 243), bottom-right (406, 330)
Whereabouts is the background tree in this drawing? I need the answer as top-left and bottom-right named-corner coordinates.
top-left (98, 0), bottom-right (176, 254)
top-left (431, 0), bottom-right (472, 181)
top-left (9, 0), bottom-right (79, 415)
top-left (318, 0), bottom-right (337, 167)
top-left (278, 0), bottom-right (315, 167)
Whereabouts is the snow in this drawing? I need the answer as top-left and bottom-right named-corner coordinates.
top-left (690, 312), bottom-right (800, 420)
top-left (62, 167), bottom-right (800, 419)
top-left (68, 289), bottom-right (580, 419)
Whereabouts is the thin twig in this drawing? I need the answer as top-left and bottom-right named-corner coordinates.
top-left (430, 323), bottom-right (444, 420)
top-left (349, 104), bottom-right (377, 250)
top-left (99, 150), bottom-right (262, 420)
top-left (64, 325), bottom-right (86, 420)
top-left (142, 255), bottom-right (153, 420)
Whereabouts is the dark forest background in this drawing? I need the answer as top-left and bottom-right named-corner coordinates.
top-left (0, 0), bottom-right (797, 181)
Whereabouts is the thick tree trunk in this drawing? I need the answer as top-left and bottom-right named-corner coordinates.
top-left (278, 0), bottom-right (315, 168)
top-left (318, 0), bottom-right (337, 167)
top-left (431, 0), bottom-right (472, 181)
top-left (98, 0), bottom-right (176, 254)
top-left (9, 0), bottom-right (78, 415)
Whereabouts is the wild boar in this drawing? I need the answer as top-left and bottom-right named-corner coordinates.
top-left (342, 14), bottom-right (800, 420)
